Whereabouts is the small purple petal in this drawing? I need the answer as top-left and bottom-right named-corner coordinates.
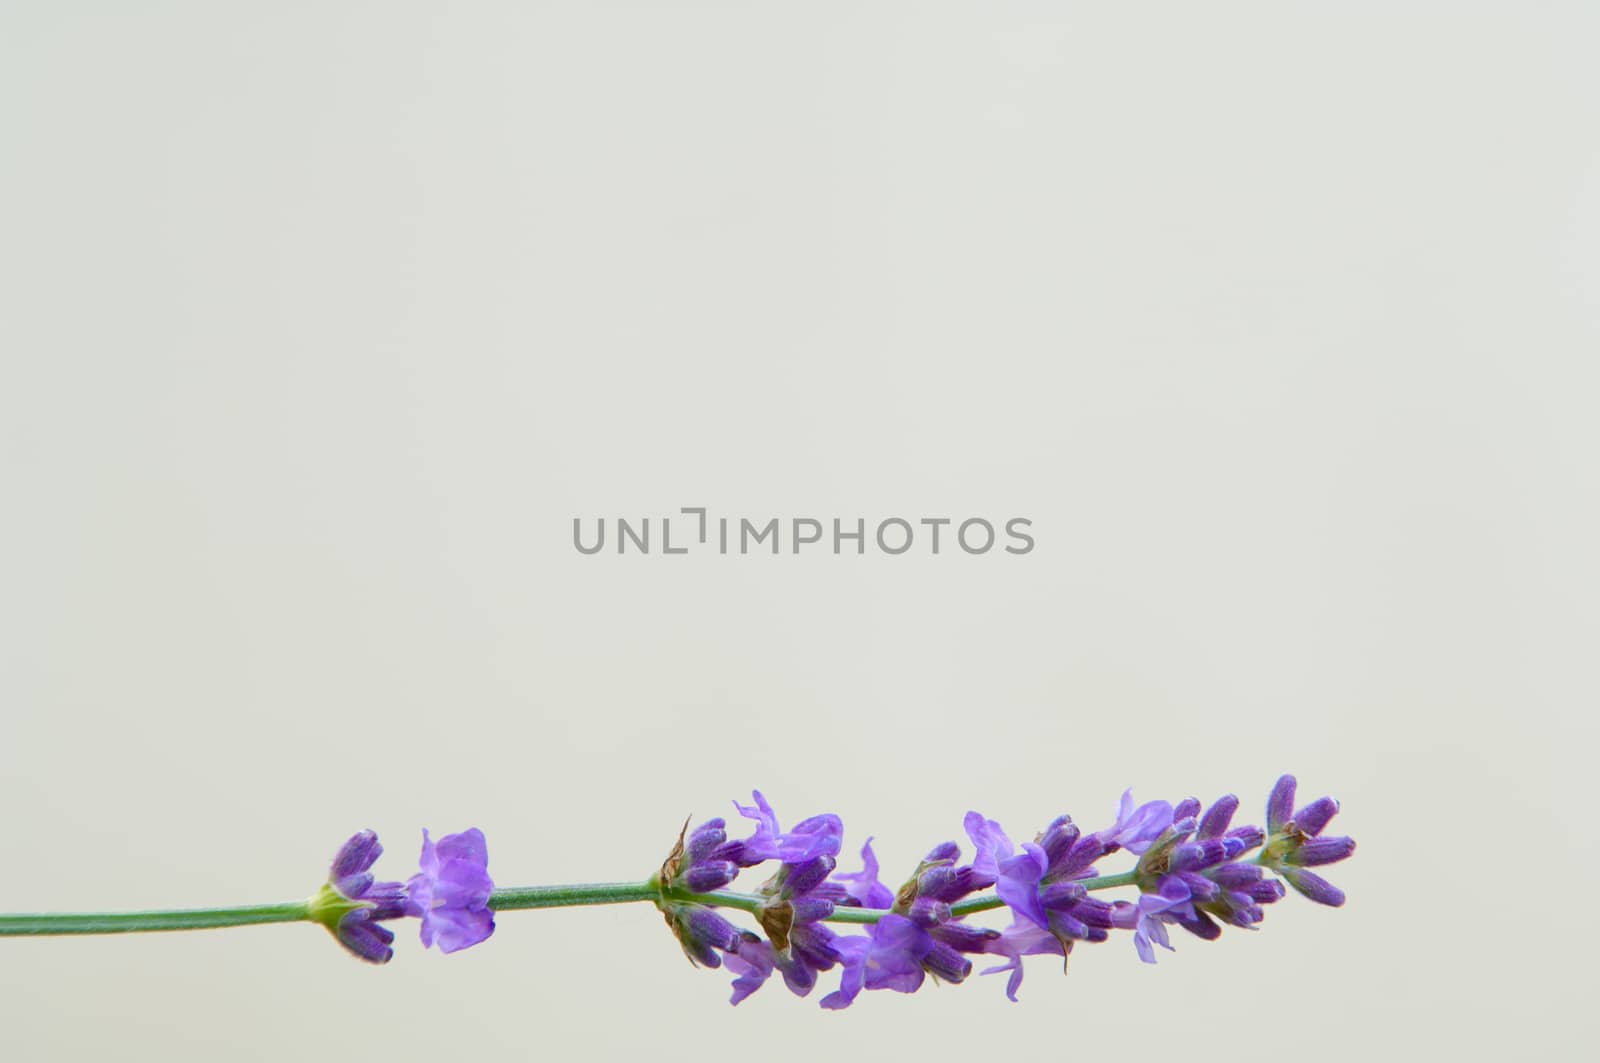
top-left (834, 838), bottom-right (894, 909)
top-left (409, 828), bottom-right (495, 954)
top-left (964, 812), bottom-right (1013, 883)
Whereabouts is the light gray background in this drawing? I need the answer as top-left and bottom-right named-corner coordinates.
top-left (3, 3), bottom-right (1595, 1060)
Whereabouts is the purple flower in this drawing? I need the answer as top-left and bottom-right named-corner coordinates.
top-left (833, 838), bottom-right (894, 909)
top-left (1117, 791), bottom-right (1289, 963)
top-left (406, 828), bottom-right (495, 953)
top-left (729, 791), bottom-right (843, 865)
top-left (721, 810), bottom-right (852, 1003)
top-left (666, 903), bottom-right (741, 968)
top-left (965, 812), bottom-right (1048, 929)
top-left (1130, 876), bottom-right (1192, 963)
top-left (313, 829), bottom-right (408, 964)
top-left (662, 817), bottom-right (742, 893)
top-left (751, 853), bottom-right (848, 998)
top-left (660, 778), bottom-right (1355, 1006)
top-left (980, 919), bottom-right (1067, 1002)
top-left (1261, 775), bottom-right (1356, 906)
top-left (815, 837), bottom-right (998, 1008)
top-left (1096, 789), bottom-right (1177, 855)
top-left (725, 931), bottom-right (778, 1004)
top-left (820, 914), bottom-right (932, 1010)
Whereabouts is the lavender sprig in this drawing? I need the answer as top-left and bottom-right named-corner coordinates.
top-left (0, 775), bottom-right (1355, 1008)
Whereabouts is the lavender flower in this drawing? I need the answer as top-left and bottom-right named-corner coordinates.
top-left (1260, 775), bottom-right (1357, 906)
top-left (406, 828), bottom-right (495, 953)
top-left (665, 902), bottom-right (742, 968)
top-left (820, 914), bottom-right (932, 1009)
top-left (725, 811), bottom-right (849, 1001)
top-left (965, 813), bottom-right (1049, 928)
top-left (651, 779), bottom-right (1353, 1007)
top-left (1096, 790), bottom-right (1177, 855)
top-left (970, 810), bottom-right (1133, 952)
top-left (310, 830), bottom-right (409, 964)
top-left (818, 837), bottom-right (999, 1008)
top-left (729, 790), bottom-right (843, 865)
top-left (660, 817), bottom-right (741, 894)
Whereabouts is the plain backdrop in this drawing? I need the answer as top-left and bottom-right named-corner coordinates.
top-left (3, 3), bottom-right (1596, 1060)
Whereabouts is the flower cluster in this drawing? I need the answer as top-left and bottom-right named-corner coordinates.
top-left (301, 774), bottom-right (1353, 1007)
top-left (309, 826), bottom-right (494, 963)
top-left (651, 775), bottom-right (1354, 1006)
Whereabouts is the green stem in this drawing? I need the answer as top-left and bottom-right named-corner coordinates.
top-left (0, 901), bottom-right (310, 936)
top-left (488, 881), bottom-right (658, 910)
top-left (1, 869), bottom-right (1148, 937)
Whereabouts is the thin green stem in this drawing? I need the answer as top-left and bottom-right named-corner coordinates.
top-left (0, 901), bottom-right (310, 936)
top-left (1, 867), bottom-right (1150, 938)
top-left (488, 881), bottom-right (658, 910)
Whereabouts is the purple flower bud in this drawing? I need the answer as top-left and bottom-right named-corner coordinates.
top-left (939, 866), bottom-right (989, 902)
top-left (1281, 867), bottom-right (1346, 907)
top-left (1290, 836), bottom-right (1357, 867)
top-left (685, 819), bottom-right (727, 863)
top-left (930, 921), bottom-right (1000, 953)
top-left (1040, 881), bottom-right (1087, 909)
top-left (335, 911), bottom-right (397, 963)
top-left (1050, 911), bottom-right (1092, 940)
top-left (787, 922), bottom-right (841, 979)
top-left (1212, 863), bottom-right (1264, 889)
top-left (1267, 775), bottom-right (1297, 835)
top-left (331, 831), bottom-right (383, 880)
top-left (904, 897), bottom-right (952, 928)
top-left (923, 940), bottom-right (972, 983)
top-left (783, 855), bottom-right (836, 897)
top-left (1036, 816), bottom-right (1080, 866)
top-left (1174, 797), bottom-right (1202, 821)
top-left (1173, 908), bottom-right (1223, 940)
top-left (1198, 794), bottom-right (1239, 840)
top-left (1170, 839), bottom-right (1233, 873)
top-left (1226, 824), bottom-right (1266, 850)
top-left (1292, 797), bottom-right (1340, 838)
top-left (1178, 871), bottom-right (1220, 903)
top-left (684, 861), bottom-right (738, 893)
top-left (1218, 894), bottom-right (1265, 927)
top-left (671, 904), bottom-right (741, 968)
top-left (924, 841), bottom-right (962, 865)
top-left (314, 830), bottom-right (409, 965)
top-left (790, 897), bottom-right (835, 924)
top-left (1048, 835), bottom-right (1105, 880)
top-left (1070, 898), bottom-right (1123, 929)
top-left (916, 865), bottom-right (958, 898)
top-left (1247, 879), bottom-right (1287, 903)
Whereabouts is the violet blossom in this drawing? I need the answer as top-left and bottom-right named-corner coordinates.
top-left (312, 829), bottom-right (408, 964)
top-left (406, 828), bottom-right (495, 954)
